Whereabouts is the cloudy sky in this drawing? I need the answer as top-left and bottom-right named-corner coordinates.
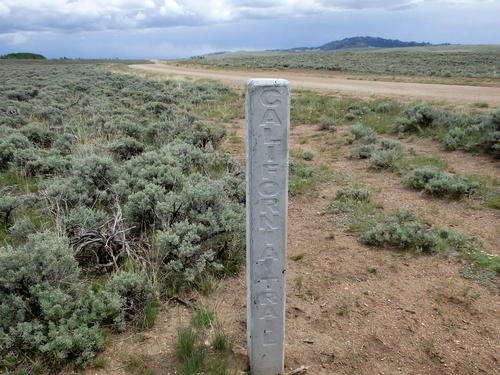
top-left (0, 0), bottom-right (499, 58)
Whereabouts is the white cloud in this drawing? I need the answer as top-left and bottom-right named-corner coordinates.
top-left (0, 0), bottom-right (491, 33)
top-left (0, 32), bottom-right (28, 45)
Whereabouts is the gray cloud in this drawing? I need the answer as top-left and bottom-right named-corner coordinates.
top-left (0, 0), bottom-right (430, 34)
top-left (1, 0), bottom-right (497, 59)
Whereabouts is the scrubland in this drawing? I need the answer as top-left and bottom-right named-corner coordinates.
top-left (0, 60), bottom-right (499, 375)
top-left (179, 45), bottom-right (500, 85)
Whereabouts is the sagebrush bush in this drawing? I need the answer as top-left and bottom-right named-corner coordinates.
top-left (53, 133), bottom-right (74, 155)
top-left (361, 209), bottom-right (439, 253)
top-left (345, 104), bottom-right (371, 121)
top-left (319, 119), bottom-right (337, 131)
top-left (405, 167), bottom-right (480, 198)
top-left (45, 155), bottom-right (119, 208)
top-left (8, 217), bottom-right (36, 239)
top-left (0, 133), bottom-right (32, 169)
top-left (394, 104), bottom-right (498, 158)
top-left (423, 173), bottom-right (479, 198)
top-left (395, 104), bottom-right (442, 134)
top-left (374, 102), bottom-right (396, 113)
top-left (361, 209), bottom-right (482, 254)
top-left (480, 108), bottom-right (500, 158)
top-left (380, 138), bottom-right (404, 152)
top-left (0, 62), bottom-right (247, 369)
top-left (302, 151), bottom-right (315, 160)
top-left (351, 144), bottom-right (375, 159)
top-left (288, 159), bottom-right (331, 196)
top-left (115, 120), bottom-right (144, 139)
top-left (63, 207), bottom-right (108, 238)
top-left (404, 166), bottom-right (442, 189)
top-left (442, 127), bottom-right (467, 151)
top-left (0, 196), bottom-right (19, 225)
top-left (107, 271), bottom-right (154, 321)
top-left (0, 232), bottom-right (124, 365)
top-left (108, 137), bottom-right (145, 160)
top-left (350, 123), bottom-right (377, 144)
top-left (369, 149), bottom-right (402, 169)
top-left (20, 124), bottom-right (56, 147)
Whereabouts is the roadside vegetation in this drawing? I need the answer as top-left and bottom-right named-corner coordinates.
top-left (176, 307), bottom-right (233, 375)
top-left (179, 45), bottom-right (500, 79)
top-left (0, 60), bottom-right (245, 372)
top-left (327, 184), bottom-right (499, 283)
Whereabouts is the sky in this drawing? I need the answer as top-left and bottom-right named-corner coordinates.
top-left (0, 0), bottom-right (499, 59)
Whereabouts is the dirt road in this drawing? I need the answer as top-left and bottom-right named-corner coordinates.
top-left (131, 62), bottom-right (500, 106)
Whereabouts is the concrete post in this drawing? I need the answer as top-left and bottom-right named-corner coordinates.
top-left (246, 79), bottom-right (290, 375)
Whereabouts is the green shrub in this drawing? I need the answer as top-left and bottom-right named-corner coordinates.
top-left (35, 106), bottom-right (63, 125)
top-left (8, 217), bottom-right (36, 239)
top-left (24, 154), bottom-right (71, 177)
top-left (115, 120), bottom-right (144, 139)
top-left (45, 156), bottom-right (118, 208)
top-left (350, 123), bottom-right (377, 144)
top-left (63, 207), bottom-right (108, 237)
top-left (369, 149), bottom-right (402, 170)
top-left (395, 104), bottom-right (442, 134)
top-left (351, 144), bottom-right (375, 159)
top-left (20, 124), bottom-right (56, 148)
top-left (404, 166), bottom-right (442, 189)
top-left (361, 209), bottom-right (441, 253)
top-left (142, 101), bottom-right (170, 114)
top-left (108, 138), bottom-right (145, 160)
top-left (107, 271), bottom-right (155, 321)
top-left (405, 167), bottom-right (480, 198)
top-left (361, 209), bottom-right (482, 254)
top-left (302, 151), bottom-right (315, 160)
top-left (344, 112), bottom-right (356, 121)
top-left (318, 120), bottom-right (337, 131)
top-left (53, 133), bottom-right (74, 155)
top-left (0, 134), bottom-right (32, 169)
top-left (442, 127), bottom-right (467, 151)
top-left (479, 108), bottom-right (500, 158)
top-left (374, 103), bottom-right (396, 113)
top-left (123, 184), bottom-right (166, 230)
top-left (72, 155), bottom-right (118, 192)
top-left (435, 228), bottom-right (483, 255)
top-left (0, 196), bottom-right (19, 225)
top-left (345, 105), bottom-right (370, 121)
top-left (423, 174), bottom-right (479, 198)
top-left (380, 138), bottom-right (404, 152)
top-left (155, 218), bottom-right (230, 283)
top-left (0, 232), bottom-right (124, 365)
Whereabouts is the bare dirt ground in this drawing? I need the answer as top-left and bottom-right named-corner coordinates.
top-left (130, 62), bottom-right (500, 107)
top-left (77, 69), bottom-right (499, 375)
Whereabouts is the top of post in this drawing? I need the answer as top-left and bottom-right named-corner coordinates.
top-left (246, 78), bottom-right (290, 92)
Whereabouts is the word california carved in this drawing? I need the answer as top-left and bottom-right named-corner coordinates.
top-left (246, 79), bottom-right (290, 375)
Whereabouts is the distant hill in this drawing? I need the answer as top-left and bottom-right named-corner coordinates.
top-left (290, 36), bottom-right (438, 51)
top-left (0, 52), bottom-right (46, 60)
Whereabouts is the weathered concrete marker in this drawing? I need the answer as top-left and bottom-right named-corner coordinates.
top-left (246, 79), bottom-right (290, 375)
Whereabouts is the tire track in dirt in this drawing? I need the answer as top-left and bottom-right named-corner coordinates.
top-left (130, 62), bottom-right (500, 107)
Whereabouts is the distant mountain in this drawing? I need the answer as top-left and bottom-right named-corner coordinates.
top-left (290, 36), bottom-right (438, 51)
